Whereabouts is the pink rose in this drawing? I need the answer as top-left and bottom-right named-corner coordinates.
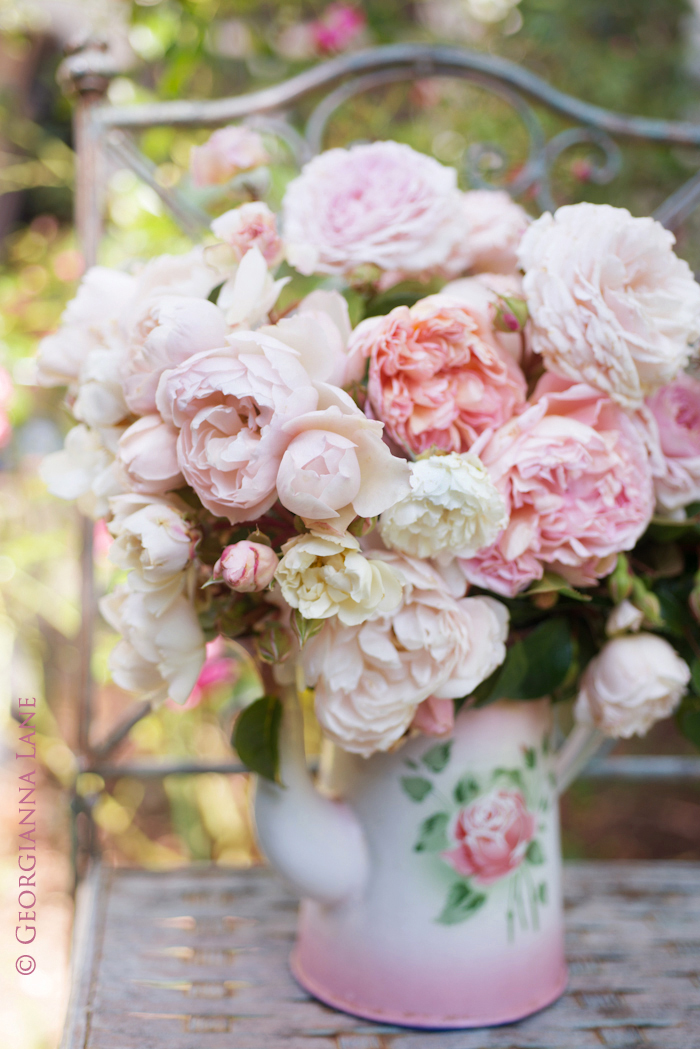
top-left (442, 790), bottom-right (536, 886)
top-left (310, 4), bottom-right (366, 53)
top-left (349, 294), bottom-right (527, 455)
top-left (282, 141), bottom-right (464, 278)
top-left (156, 331), bottom-right (318, 524)
top-left (190, 126), bottom-right (269, 187)
top-left (211, 203), bottom-right (284, 268)
top-left (117, 414), bottom-right (183, 495)
top-left (647, 372), bottom-right (700, 513)
top-left (276, 386), bottom-right (410, 533)
top-left (459, 375), bottom-right (655, 596)
top-left (410, 696), bottom-right (455, 737)
top-left (123, 295), bottom-right (229, 416)
top-left (213, 540), bottom-right (279, 592)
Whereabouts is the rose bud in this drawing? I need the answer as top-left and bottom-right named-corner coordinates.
top-left (213, 541), bottom-right (279, 593)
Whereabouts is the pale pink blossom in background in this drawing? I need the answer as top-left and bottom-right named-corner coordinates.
top-left (156, 331), bottom-right (318, 523)
top-left (123, 295), bottom-right (229, 416)
top-left (190, 125), bottom-right (270, 187)
top-left (410, 696), bottom-right (455, 737)
top-left (519, 203), bottom-right (700, 409)
top-left (170, 637), bottom-right (241, 711)
top-left (117, 414), bottom-right (183, 496)
top-left (576, 634), bottom-right (690, 737)
top-left (647, 372), bottom-right (700, 513)
top-left (310, 4), bottom-right (366, 53)
top-left (444, 190), bottom-right (531, 277)
top-left (350, 294), bottom-right (526, 455)
top-left (214, 540), bottom-right (279, 592)
top-left (211, 203), bottom-right (284, 267)
top-left (459, 375), bottom-right (655, 596)
top-left (303, 554), bottom-right (508, 755)
top-left (442, 790), bottom-right (536, 885)
top-left (282, 141), bottom-right (464, 278)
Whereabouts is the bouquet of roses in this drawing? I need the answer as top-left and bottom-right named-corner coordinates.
top-left (37, 132), bottom-right (700, 775)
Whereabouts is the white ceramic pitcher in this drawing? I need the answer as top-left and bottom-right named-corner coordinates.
top-left (254, 693), bottom-right (602, 1029)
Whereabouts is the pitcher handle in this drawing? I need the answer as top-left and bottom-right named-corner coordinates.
top-left (554, 723), bottom-right (608, 795)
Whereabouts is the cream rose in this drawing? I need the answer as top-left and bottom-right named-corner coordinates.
top-left (575, 634), bottom-right (690, 738)
top-left (379, 452), bottom-right (507, 560)
top-left (519, 203), bottom-right (700, 409)
top-left (275, 531), bottom-right (403, 626)
top-left (40, 423), bottom-right (125, 518)
top-left (100, 585), bottom-right (206, 705)
top-left (303, 554), bottom-right (509, 756)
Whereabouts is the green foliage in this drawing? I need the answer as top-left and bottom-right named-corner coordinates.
top-left (232, 695), bottom-right (283, 783)
top-left (475, 618), bottom-right (574, 705)
top-left (437, 882), bottom-right (487, 925)
top-left (414, 812), bottom-right (450, 852)
top-left (526, 840), bottom-right (545, 865)
top-left (421, 741), bottom-right (453, 773)
top-left (401, 776), bottom-right (433, 802)
top-left (454, 776), bottom-right (480, 805)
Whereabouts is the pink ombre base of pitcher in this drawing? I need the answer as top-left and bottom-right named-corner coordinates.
top-left (290, 949), bottom-right (568, 1029)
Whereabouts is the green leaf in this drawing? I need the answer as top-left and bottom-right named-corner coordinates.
top-left (454, 776), bottom-right (479, 805)
top-left (691, 659), bottom-right (700, 697)
top-left (527, 571), bottom-right (591, 602)
top-left (523, 747), bottom-right (537, 769)
top-left (538, 882), bottom-right (548, 904)
top-left (414, 812), bottom-right (450, 852)
top-left (677, 693), bottom-right (700, 750)
top-left (526, 840), bottom-right (545, 865)
top-left (437, 882), bottom-right (487, 925)
top-left (291, 609), bottom-right (324, 648)
top-left (401, 776), bottom-right (433, 802)
top-left (421, 741), bottom-right (452, 773)
top-left (490, 618), bottom-right (574, 702)
top-left (493, 767), bottom-right (526, 792)
top-left (232, 695), bottom-right (282, 784)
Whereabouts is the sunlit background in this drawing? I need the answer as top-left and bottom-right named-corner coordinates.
top-left (2, 2), bottom-right (700, 1046)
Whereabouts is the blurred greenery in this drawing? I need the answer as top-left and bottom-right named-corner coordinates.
top-left (2, 0), bottom-right (700, 884)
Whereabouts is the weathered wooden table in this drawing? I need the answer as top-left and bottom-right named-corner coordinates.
top-left (60, 862), bottom-right (700, 1049)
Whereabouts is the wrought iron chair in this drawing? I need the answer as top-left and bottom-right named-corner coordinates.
top-left (58, 42), bottom-right (700, 1049)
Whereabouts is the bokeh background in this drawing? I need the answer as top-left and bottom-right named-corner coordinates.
top-left (2, 2), bottom-right (700, 1046)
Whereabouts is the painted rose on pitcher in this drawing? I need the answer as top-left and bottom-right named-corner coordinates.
top-left (442, 789), bottom-right (536, 886)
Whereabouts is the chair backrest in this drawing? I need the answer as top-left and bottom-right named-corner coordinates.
top-left (62, 41), bottom-right (700, 792)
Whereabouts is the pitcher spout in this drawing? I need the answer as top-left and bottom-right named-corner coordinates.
top-left (253, 689), bottom-right (369, 906)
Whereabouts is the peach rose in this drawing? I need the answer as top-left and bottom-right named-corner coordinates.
top-left (156, 331), bottom-right (318, 523)
top-left (647, 372), bottom-right (700, 514)
top-left (442, 790), bottom-right (536, 886)
top-left (349, 294), bottom-right (527, 456)
top-left (459, 375), bottom-right (655, 596)
top-left (282, 141), bottom-right (464, 278)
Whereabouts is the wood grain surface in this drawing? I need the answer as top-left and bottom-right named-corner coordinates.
top-left (60, 862), bottom-right (700, 1049)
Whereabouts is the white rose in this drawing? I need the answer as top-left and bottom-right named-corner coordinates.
top-left (108, 494), bottom-right (194, 615)
top-left (575, 634), bottom-right (690, 738)
top-left (40, 423), bottom-right (125, 518)
top-left (275, 531), bottom-right (403, 626)
top-left (605, 600), bottom-right (644, 637)
top-left (379, 452), bottom-right (507, 560)
top-left (303, 553), bottom-right (509, 756)
top-left (519, 203), bottom-right (700, 409)
top-left (123, 295), bottom-right (229, 416)
top-left (35, 266), bottom-right (135, 388)
top-left (217, 247), bottom-right (289, 330)
top-left (100, 585), bottom-right (205, 705)
top-left (130, 246), bottom-right (222, 310)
